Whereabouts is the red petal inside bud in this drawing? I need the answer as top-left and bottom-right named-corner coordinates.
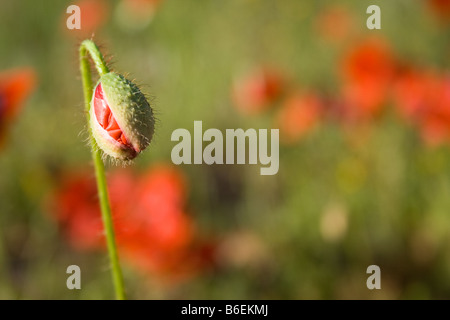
top-left (93, 83), bottom-right (132, 147)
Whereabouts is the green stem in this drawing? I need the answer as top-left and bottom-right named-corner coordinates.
top-left (79, 40), bottom-right (126, 300)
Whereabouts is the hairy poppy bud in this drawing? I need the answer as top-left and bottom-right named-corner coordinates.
top-left (90, 72), bottom-right (154, 160)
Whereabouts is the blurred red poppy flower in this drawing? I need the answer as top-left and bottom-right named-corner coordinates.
top-left (276, 93), bottom-right (323, 144)
top-left (115, 0), bottom-right (163, 32)
top-left (51, 171), bottom-right (104, 250)
top-left (428, 0), bottom-right (450, 21)
top-left (115, 166), bottom-right (196, 278)
top-left (0, 68), bottom-right (36, 146)
top-left (339, 38), bottom-right (396, 121)
top-left (393, 69), bottom-right (437, 122)
top-left (315, 6), bottom-right (355, 43)
top-left (416, 76), bottom-right (450, 146)
top-left (393, 68), bottom-right (450, 146)
top-left (232, 68), bottom-right (283, 115)
top-left (63, 0), bottom-right (110, 37)
top-left (50, 164), bottom-right (214, 281)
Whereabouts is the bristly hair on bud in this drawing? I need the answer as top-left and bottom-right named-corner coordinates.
top-left (90, 72), bottom-right (154, 161)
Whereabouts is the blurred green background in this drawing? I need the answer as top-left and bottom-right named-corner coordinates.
top-left (1, 0), bottom-right (450, 299)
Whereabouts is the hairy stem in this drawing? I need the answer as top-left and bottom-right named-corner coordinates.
top-left (79, 40), bottom-right (126, 300)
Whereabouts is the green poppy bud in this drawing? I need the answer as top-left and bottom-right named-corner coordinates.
top-left (90, 72), bottom-right (154, 161)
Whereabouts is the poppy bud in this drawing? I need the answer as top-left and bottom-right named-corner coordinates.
top-left (90, 72), bottom-right (154, 160)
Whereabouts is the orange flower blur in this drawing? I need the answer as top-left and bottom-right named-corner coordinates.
top-left (0, 68), bottom-right (36, 146)
top-left (428, 0), bottom-right (450, 21)
top-left (339, 38), bottom-right (396, 121)
top-left (276, 93), bottom-right (323, 144)
top-left (415, 76), bottom-right (450, 146)
top-left (63, 0), bottom-right (110, 37)
top-left (116, 0), bottom-right (163, 30)
top-left (315, 6), bottom-right (355, 43)
top-left (232, 68), bottom-right (283, 115)
top-left (393, 68), bottom-right (437, 123)
top-left (51, 164), bottom-right (214, 281)
top-left (119, 0), bottom-right (162, 24)
top-left (393, 68), bottom-right (450, 146)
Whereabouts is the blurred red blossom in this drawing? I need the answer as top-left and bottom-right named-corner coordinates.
top-left (339, 38), bottom-right (397, 121)
top-left (276, 93), bottom-right (323, 144)
top-left (392, 68), bottom-right (437, 122)
top-left (393, 67), bottom-right (450, 146)
top-left (50, 164), bottom-right (215, 281)
top-left (427, 0), bottom-right (450, 21)
top-left (51, 171), bottom-right (103, 250)
top-left (63, 0), bottom-right (110, 37)
top-left (315, 5), bottom-right (355, 43)
top-left (232, 68), bottom-right (284, 115)
top-left (115, 0), bottom-right (163, 32)
top-left (419, 76), bottom-right (450, 146)
top-left (0, 68), bottom-right (36, 146)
